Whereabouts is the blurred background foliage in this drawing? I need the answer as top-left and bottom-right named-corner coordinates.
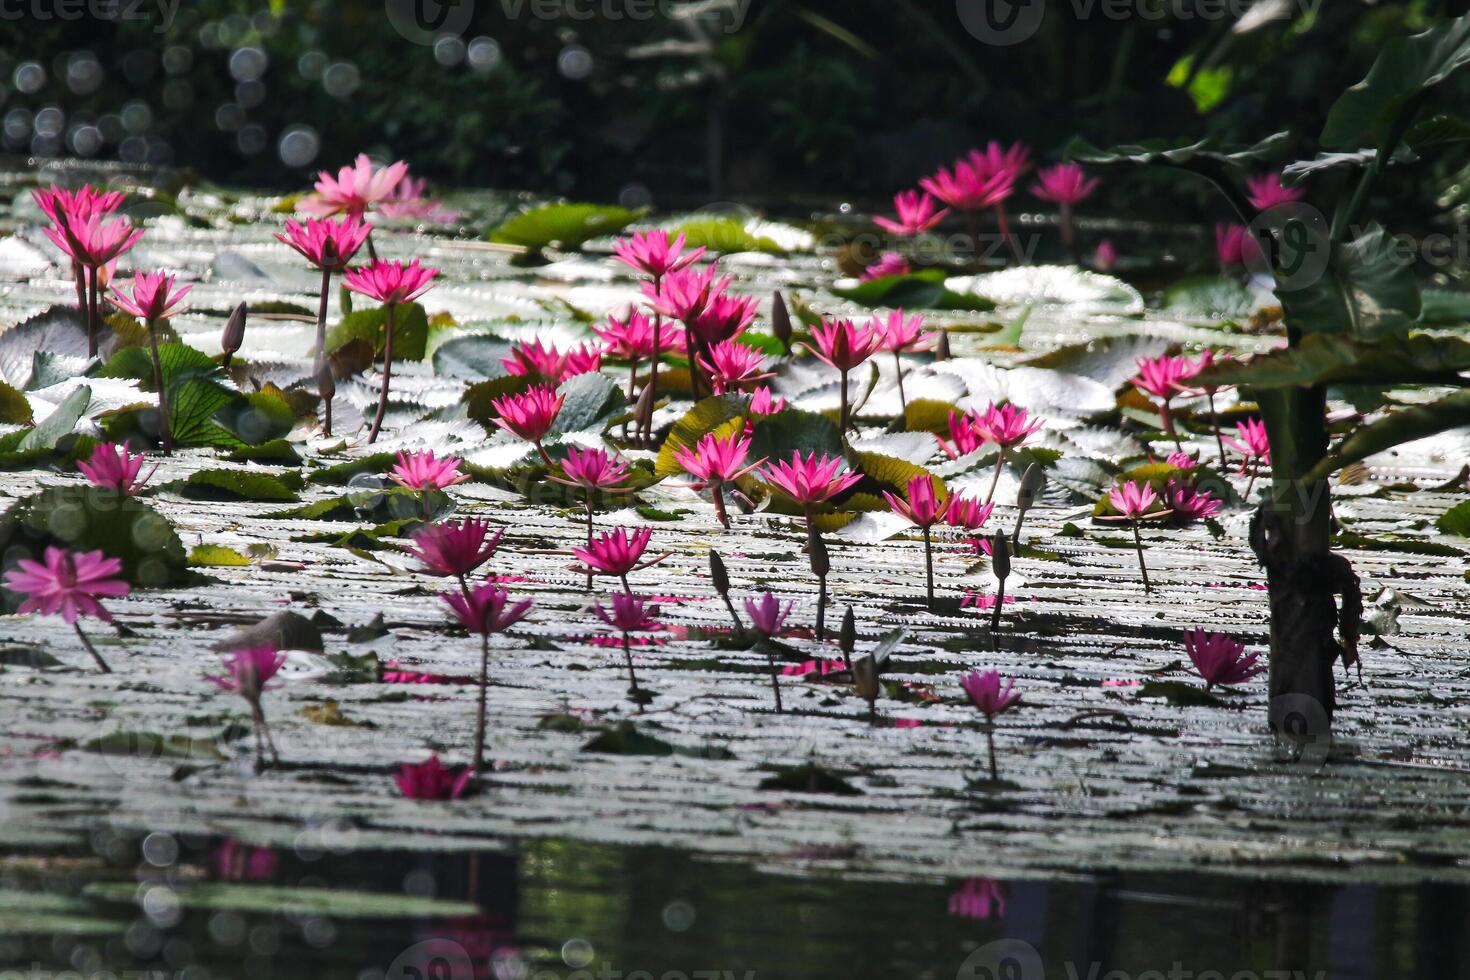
top-left (2, 0), bottom-right (1469, 219)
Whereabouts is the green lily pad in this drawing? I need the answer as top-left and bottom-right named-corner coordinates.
top-left (83, 882), bottom-right (480, 919)
top-left (0, 485), bottom-right (190, 589)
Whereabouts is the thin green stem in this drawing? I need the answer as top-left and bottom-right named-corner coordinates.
top-left (368, 302), bottom-right (396, 444)
top-left (73, 622), bottom-right (111, 673)
top-left (1132, 519), bottom-right (1151, 593)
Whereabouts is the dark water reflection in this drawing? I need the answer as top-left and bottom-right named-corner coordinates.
top-left (0, 832), bottom-right (1462, 980)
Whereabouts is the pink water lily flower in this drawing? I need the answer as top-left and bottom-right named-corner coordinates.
top-left (300, 153), bottom-right (409, 217)
top-left (78, 442), bottom-right (155, 495)
top-left (806, 317), bottom-right (881, 373)
top-left (1216, 223), bottom-right (1266, 269)
top-left (614, 229), bottom-right (706, 278)
top-left (501, 338), bottom-right (602, 382)
top-left (1132, 354), bottom-right (1199, 448)
top-left (860, 251), bottom-right (911, 282)
top-left (1223, 418), bottom-right (1271, 470)
top-left (110, 270), bottom-right (191, 322)
top-left (743, 591), bottom-right (793, 637)
top-left (644, 264), bottom-right (721, 324)
top-left (389, 450), bottom-right (469, 493)
top-left (276, 215), bottom-right (372, 271)
top-left (873, 309), bottom-right (934, 354)
top-left (1108, 480), bottom-right (1160, 519)
top-left (874, 190), bottom-right (949, 237)
top-left (490, 385), bottom-right (565, 464)
top-left (574, 527), bottom-right (660, 587)
top-left (674, 431), bottom-right (763, 489)
top-left (442, 583), bottom-right (533, 635)
top-left (3, 546), bottom-right (129, 625)
top-left (593, 591), bottom-right (660, 633)
top-left (33, 184), bottom-right (125, 225)
top-left (921, 156), bottom-right (1015, 213)
top-left (1165, 478), bottom-right (1222, 524)
top-left (377, 176), bottom-right (460, 224)
top-left (1093, 239), bottom-right (1117, 271)
top-left (699, 340), bottom-right (773, 394)
top-left (405, 518), bottom-right (504, 578)
top-left (395, 755), bottom-right (474, 800)
top-left (42, 208), bottom-right (142, 271)
top-left (1245, 173), bottom-right (1305, 212)
top-left (883, 474), bottom-right (944, 529)
top-left (943, 494), bottom-right (994, 532)
top-left (1030, 163), bottom-right (1099, 205)
top-left (553, 446), bottom-right (631, 492)
top-left (961, 669), bottom-right (1020, 718)
top-left (685, 288), bottom-right (759, 349)
top-left (342, 258), bottom-right (438, 306)
top-left (1166, 451), bottom-right (1198, 470)
top-left (748, 387), bottom-right (786, 416)
top-left (760, 451), bottom-right (862, 510)
top-left (1184, 629), bottom-right (1264, 690)
top-left (206, 646), bottom-right (287, 704)
top-left (594, 309), bottom-right (685, 360)
top-left (974, 402), bottom-right (1044, 449)
top-left (949, 878), bottom-right (1007, 921)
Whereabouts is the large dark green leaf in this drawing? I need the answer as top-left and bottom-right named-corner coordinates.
top-left (489, 202), bottom-right (641, 251)
top-left (1066, 133), bottom-right (1289, 169)
top-left (1305, 389), bottom-right (1470, 481)
top-left (1321, 14), bottom-right (1470, 150)
top-left (654, 394), bottom-right (748, 479)
top-left (19, 387), bottom-right (89, 451)
top-left (1199, 333), bottom-right (1470, 389)
top-left (1405, 113), bottom-right (1470, 152)
top-left (324, 302), bottom-right (430, 361)
top-left (831, 270), bottom-right (995, 311)
top-left (1277, 224), bottom-right (1421, 339)
top-left (549, 371), bottom-right (627, 435)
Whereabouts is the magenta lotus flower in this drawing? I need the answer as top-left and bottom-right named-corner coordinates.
top-left (949, 878), bottom-right (1007, 921)
top-left (1223, 418), bottom-right (1271, 470)
top-left (442, 583), bottom-right (534, 636)
top-left (1166, 451), bottom-right (1198, 470)
top-left (573, 527), bottom-right (660, 589)
top-left (1184, 629), bottom-right (1264, 690)
top-left (699, 340), bottom-right (773, 394)
top-left (593, 591), bottom-right (660, 709)
top-left (594, 309), bottom-right (685, 361)
top-left (685, 288), bottom-right (759, 349)
top-left (342, 258), bottom-right (438, 306)
top-left (883, 474), bottom-right (943, 529)
top-left (33, 184), bottom-right (125, 225)
top-left (760, 451), bottom-right (862, 512)
top-left (675, 431), bottom-right (764, 528)
top-left (921, 156), bottom-right (1014, 213)
top-left (213, 839), bottom-right (280, 882)
top-left (377, 176), bottom-right (460, 224)
top-left (1108, 480), bottom-right (1159, 519)
top-left (807, 317), bottom-right (881, 432)
top-left (77, 442), bottom-right (154, 495)
top-left (343, 258), bottom-right (439, 443)
top-left (940, 409), bottom-right (985, 459)
top-left (614, 229), bottom-right (705, 278)
top-left (501, 339), bottom-right (602, 382)
top-left (405, 518), bottom-right (504, 578)
top-left (395, 755), bottom-right (474, 800)
top-left (490, 385), bottom-right (565, 464)
top-left (1109, 480), bottom-right (1160, 593)
top-left (390, 450), bottom-right (469, 493)
top-left (860, 251), bottom-right (911, 282)
top-left (873, 309), bottom-right (934, 354)
top-left (961, 669), bottom-right (1020, 780)
top-left (645, 264), bottom-right (721, 325)
top-left (276, 215), bottom-right (372, 271)
top-left (299, 153), bottom-right (409, 218)
top-left (593, 591), bottom-right (660, 633)
top-left (943, 494), bottom-right (994, 532)
top-left (1215, 223), bottom-right (1265, 269)
top-left (743, 591), bottom-right (793, 637)
top-left (1132, 353), bottom-right (1199, 448)
top-left (4, 545), bottom-right (129, 626)
top-left (553, 447), bottom-right (631, 492)
top-left (110, 270), bottom-right (191, 322)
top-left (748, 386), bottom-right (786, 416)
top-left (1245, 173), bottom-right (1305, 211)
top-left (1093, 239), bottom-right (1117, 271)
top-left (1030, 163), bottom-right (1099, 206)
top-left (974, 402), bottom-right (1043, 448)
top-left (1165, 478), bottom-right (1222, 524)
top-left (42, 208), bottom-right (142, 272)
top-left (874, 190), bottom-right (949, 237)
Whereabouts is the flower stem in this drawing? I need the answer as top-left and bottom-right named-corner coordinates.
top-left (1160, 400), bottom-right (1181, 451)
top-left (964, 211), bottom-right (981, 266)
top-left (146, 316), bottom-right (173, 455)
top-left (1060, 202), bottom-right (1075, 261)
top-left (922, 526), bottom-right (935, 610)
top-left (984, 447), bottom-right (1006, 506)
top-left (1208, 390), bottom-right (1226, 470)
top-left (990, 579), bottom-right (1006, 632)
top-left (765, 643), bottom-right (783, 713)
top-left (585, 493), bottom-right (595, 592)
top-left (472, 630), bottom-right (490, 776)
top-left (1131, 519), bottom-right (1151, 593)
top-left (622, 632), bottom-right (643, 712)
top-left (86, 265), bottom-right (99, 359)
top-left (534, 442), bottom-right (555, 468)
top-left (368, 302), bottom-right (396, 444)
top-left (73, 622), bottom-right (111, 673)
top-left (721, 594), bottom-right (743, 636)
top-left (316, 266), bottom-right (333, 437)
top-left (995, 204), bottom-right (1022, 265)
top-left (712, 485), bottom-right (730, 529)
top-left (816, 572), bottom-right (828, 641)
top-left (647, 274), bottom-right (663, 438)
top-left (986, 721), bottom-right (998, 782)
top-left (838, 368), bottom-right (850, 433)
top-left (893, 351), bottom-right (908, 416)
